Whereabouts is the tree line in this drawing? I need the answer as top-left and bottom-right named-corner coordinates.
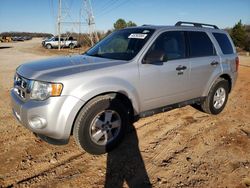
top-left (0, 32), bottom-right (53, 38)
top-left (228, 20), bottom-right (250, 52)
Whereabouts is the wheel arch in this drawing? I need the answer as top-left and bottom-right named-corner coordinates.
top-left (219, 74), bottom-right (232, 93)
top-left (204, 73), bottom-right (232, 96)
top-left (70, 91), bottom-right (135, 135)
top-left (46, 43), bottom-right (52, 48)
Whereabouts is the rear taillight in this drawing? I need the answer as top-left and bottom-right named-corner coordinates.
top-left (235, 56), bottom-right (239, 72)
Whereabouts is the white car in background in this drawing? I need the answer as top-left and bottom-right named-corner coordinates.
top-left (42, 36), bottom-right (78, 49)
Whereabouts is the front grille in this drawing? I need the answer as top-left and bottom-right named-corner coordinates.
top-left (14, 74), bottom-right (30, 100)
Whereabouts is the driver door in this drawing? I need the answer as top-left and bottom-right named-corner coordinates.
top-left (139, 31), bottom-right (192, 112)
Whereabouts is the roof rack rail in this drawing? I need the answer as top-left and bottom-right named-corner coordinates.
top-left (175, 21), bottom-right (219, 29)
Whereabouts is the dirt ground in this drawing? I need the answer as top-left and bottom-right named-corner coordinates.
top-left (0, 38), bottom-right (249, 188)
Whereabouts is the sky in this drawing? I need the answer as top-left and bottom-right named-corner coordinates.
top-left (0, 0), bottom-right (250, 34)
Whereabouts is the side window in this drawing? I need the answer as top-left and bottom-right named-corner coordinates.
top-left (188, 31), bottom-right (216, 57)
top-left (212, 33), bottom-right (234, 54)
top-left (146, 31), bottom-right (186, 61)
top-left (54, 37), bottom-right (58, 41)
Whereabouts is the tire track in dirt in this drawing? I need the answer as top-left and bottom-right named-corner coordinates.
top-left (10, 150), bottom-right (107, 188)
top-left (2, 152), bottom-right (85, 187)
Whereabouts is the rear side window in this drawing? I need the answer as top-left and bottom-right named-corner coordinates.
top-left (213, 33), bottom-right (234, 54)
top-left (188, 31), bottom-right (216, 57)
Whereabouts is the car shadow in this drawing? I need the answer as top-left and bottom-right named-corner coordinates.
top-left (104, 125), bottom-right (152, 188)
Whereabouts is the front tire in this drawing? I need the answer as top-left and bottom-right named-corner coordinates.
top-left (46, 44), bottom-right (52, 49)
top-left (201, 78), bottom-right (229, 115)
top-left (69, 43), bottom-right (75, 49)
top-left (73, 95), bottom-right (129, 155)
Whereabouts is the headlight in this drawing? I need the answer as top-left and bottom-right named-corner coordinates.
top-left (30, 81), bottom-right (63, 100)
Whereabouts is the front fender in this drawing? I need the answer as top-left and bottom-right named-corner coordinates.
top-left (71, 77), bottom-right (140, 115)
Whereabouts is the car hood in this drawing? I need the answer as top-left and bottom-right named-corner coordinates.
top-left (17, 55), bottom-right (126, 81)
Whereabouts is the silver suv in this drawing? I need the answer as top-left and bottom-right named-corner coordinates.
top-left (11, 22), bottom-right (238, 154)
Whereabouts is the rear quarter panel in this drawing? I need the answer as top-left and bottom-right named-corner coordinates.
top-left (202, 31), bottom-right (237, 96)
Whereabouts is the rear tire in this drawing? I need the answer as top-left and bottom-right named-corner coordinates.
top-left (73, 95), bottom-right (129, 155)
top-left (201, 78), bottom-right (229, 115)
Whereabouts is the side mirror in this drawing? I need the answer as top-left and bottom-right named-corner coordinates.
top-left (142, 50), bottom-right (166, 64)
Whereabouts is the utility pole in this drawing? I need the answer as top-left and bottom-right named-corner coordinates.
top-left (84, 0), bottom-right (99, 46)
top-left (55, 0), bottom-right (98, 50)
top-left (57, 0), bottom-right (62, 50)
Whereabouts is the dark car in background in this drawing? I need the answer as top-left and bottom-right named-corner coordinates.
top-left (12, 36), bottom-right (32, 41)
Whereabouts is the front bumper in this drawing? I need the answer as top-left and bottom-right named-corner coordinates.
top-left (11, 89), bottom-right (85, 140)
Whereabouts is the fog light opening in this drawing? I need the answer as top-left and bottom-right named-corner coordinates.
top-left (29, 117), bottom-right (47, 129)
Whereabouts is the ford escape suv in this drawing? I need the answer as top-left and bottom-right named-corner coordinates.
top-left (11, 22), bottom-right (238, 154)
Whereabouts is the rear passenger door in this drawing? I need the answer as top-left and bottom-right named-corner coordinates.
top-left (187, 31), bottom-right (220, 97)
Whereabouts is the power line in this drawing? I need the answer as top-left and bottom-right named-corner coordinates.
top-left (48, 0), bottom-right (55, 17)
top-left (96, 0), bottom-right (131, 17)
top-left (93, 0), bottom-right (111, 11)
top-left (95, 0), bottom-right (117, 15)
top-left (49, 0), bottom-right (57, 34)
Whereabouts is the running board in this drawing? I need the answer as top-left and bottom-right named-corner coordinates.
top-left (138, 97), bottom-right (204, 118)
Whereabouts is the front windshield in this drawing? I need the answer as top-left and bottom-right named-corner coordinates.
top-left (86, 28), bottom-right (155, 61)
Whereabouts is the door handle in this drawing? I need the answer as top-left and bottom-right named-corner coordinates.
top-left (176, 65), bottom-right (187, 71)
top-left (210, 61), bottom-right (219, 66)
